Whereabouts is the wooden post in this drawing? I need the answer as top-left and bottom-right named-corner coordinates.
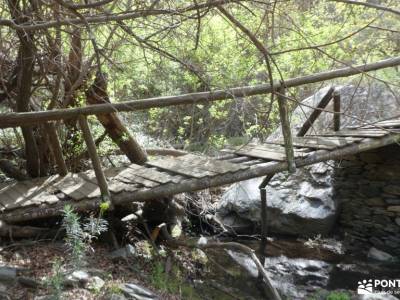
top-left (333, 90), bottom-right (341, 131)
top-left (297, 87), bottom-right (335, 137)
top-left (277, 84), bottom-right (296, 173)
top-left (258, 174), bottom-right (274, 264)
top-left (78, 115), bottom-right (111, 203)
top-left (44, 122), bottom-right (68, 176)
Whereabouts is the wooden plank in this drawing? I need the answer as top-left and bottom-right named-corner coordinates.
top-left (52, 174), bottom-right (100, 200)
top-left (114, 168), bottom-right (159, 188)
top-left (107, 179), bottom-right (140, 193)
top-left (359, 119), bottom-right (400, 129)
top-left (175, 154), bottom-right (248, 174)
top-left (239, 144), bottom-right (310, 156)
top-left (0, 179), bottom-right (60, 210)
top-left (267, 139), bottom-right (333, 150)
top-left (128, 164), bottom-right (177, 184)
top-left (147, 157), bottom-right (217, 178)
top-left (233, 148), bottom-right (287, 161)
top-left (295, 137), bottom-right (355, 148)
top-left (317, 130), bottom-right (389, 138)
top-left (81, 169), bottom-right (141, 194)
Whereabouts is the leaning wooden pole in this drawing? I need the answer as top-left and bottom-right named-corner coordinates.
top-left (258, 174), bottom-right (274, 265)
top-left (1, 57), bottom-right (399, 128)
top-left (78, 115), bottom-right (111, 203)
top-left (277, 84), bottom-right (296, 172)
top-left (297, 87), bottom-right (335, 137)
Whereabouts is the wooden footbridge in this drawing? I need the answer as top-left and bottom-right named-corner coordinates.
top-left (0, 59), bottom-right (400, 224)
top-left (1, 117), bottom-right (399, 223)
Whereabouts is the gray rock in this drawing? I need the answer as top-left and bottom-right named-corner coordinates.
top-left (0, 283), bottom-right (6, 292)
top-left (86, 276), bottom-right (105, 291)
top-left (384, 198), bottom-right (400, 205)
top-left (106, 294), bottom-right (127, 300)
top-left (65, 270), bottom-right (90, 286)
top-left (365, 198), bottom-right (385, 206)
top-left (120, 283), bottom-right (157, 300)
top-left (367, 247), bottom-right (393, 262)
top-left (356, 294), bottom-right (398, 300)
top-left (110, 244), bottom-right (136, 261)
top-left (217, 163), bottom-right (337, 236)
top-left (395, 218), bottom-right (400, 226)
top-left (383, 185), bottom-right (400, 196)
top-left (0, 267), bottom-right (17, 282)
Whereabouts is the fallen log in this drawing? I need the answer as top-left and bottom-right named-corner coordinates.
top-left (0, 220), bottom-right (53, 238)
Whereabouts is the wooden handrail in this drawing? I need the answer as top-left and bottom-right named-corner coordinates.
top-left (0, 57), bottom-right (399, 129)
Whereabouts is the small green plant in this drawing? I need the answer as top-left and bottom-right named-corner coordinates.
top-left (150, 260), bottom-right (181, 294)
top-left (62, 205), bottom-right (108, 269)
top-left (326, 291), bottom-right (351, 300)
top-left (106, 283), bottom-right (123, 295)
top-left (45, 259), bottom-right (64, 300)
top-left (308, 290), bottom-right (351, 300)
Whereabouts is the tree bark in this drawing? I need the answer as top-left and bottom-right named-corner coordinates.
top-left (8, 0), bottom-right (41, 177)
top-left (85, 72), bottom-right (147, 164)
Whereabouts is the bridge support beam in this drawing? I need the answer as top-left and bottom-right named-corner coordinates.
top-left (258, 174), bottom-right (274, 264)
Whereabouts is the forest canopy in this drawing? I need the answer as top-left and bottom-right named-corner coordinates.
top-left (0, 0), bottom-right (399, 177)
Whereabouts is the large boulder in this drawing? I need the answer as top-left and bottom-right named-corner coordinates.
top-left (217, 162), bottom-right (335, 236)
top-left (217, 83), bottom-right (400, 236)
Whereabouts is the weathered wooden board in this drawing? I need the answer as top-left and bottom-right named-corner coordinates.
top-left (84, 166), bottom-right (159, 191)
top-left (79, 168), bottom-right (142, 193)
top-left (317, 129), bottom-right (389, 138)
top-left (356, 119), bottom-right (400, 129)
top-left (231, 147), bottom-right (287, 161)
top-left (128, 164), bottom-right (177, 183)
top-left (232, 144), bottom-right (310, 157)
top-left (52, 174), bottom-right (100, 200)
top-left (296, 136), bottom-right (356, 148)
top-left (265, 140), bottom-right (333, 150)
top-left (147, 157), bottom-right (217, 178)
top-left (115, 167), bottom-right (159, 188)
top-left (175, 154), bottom-right (248, 174)
top-left (306, 136), bottom-right (362, 143)
top-left (0, 178), bottom-right (60, 211)
top-left (107, 179), bottom-right (139, 193)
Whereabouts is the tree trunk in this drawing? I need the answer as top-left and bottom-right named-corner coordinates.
top-left (8, 0), bottom-right (41, 178)
top-left (86, 72), bottom-right (147, 164)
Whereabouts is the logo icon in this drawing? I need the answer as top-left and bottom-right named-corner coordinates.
top-left (358, 279), bottom-right (374, 294)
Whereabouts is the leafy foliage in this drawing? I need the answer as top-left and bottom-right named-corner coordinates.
top-left (62, 205), bottom-right (108, 269)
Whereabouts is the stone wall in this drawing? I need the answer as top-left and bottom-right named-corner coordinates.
top-left (334, 144), bottom-right (400, 256)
